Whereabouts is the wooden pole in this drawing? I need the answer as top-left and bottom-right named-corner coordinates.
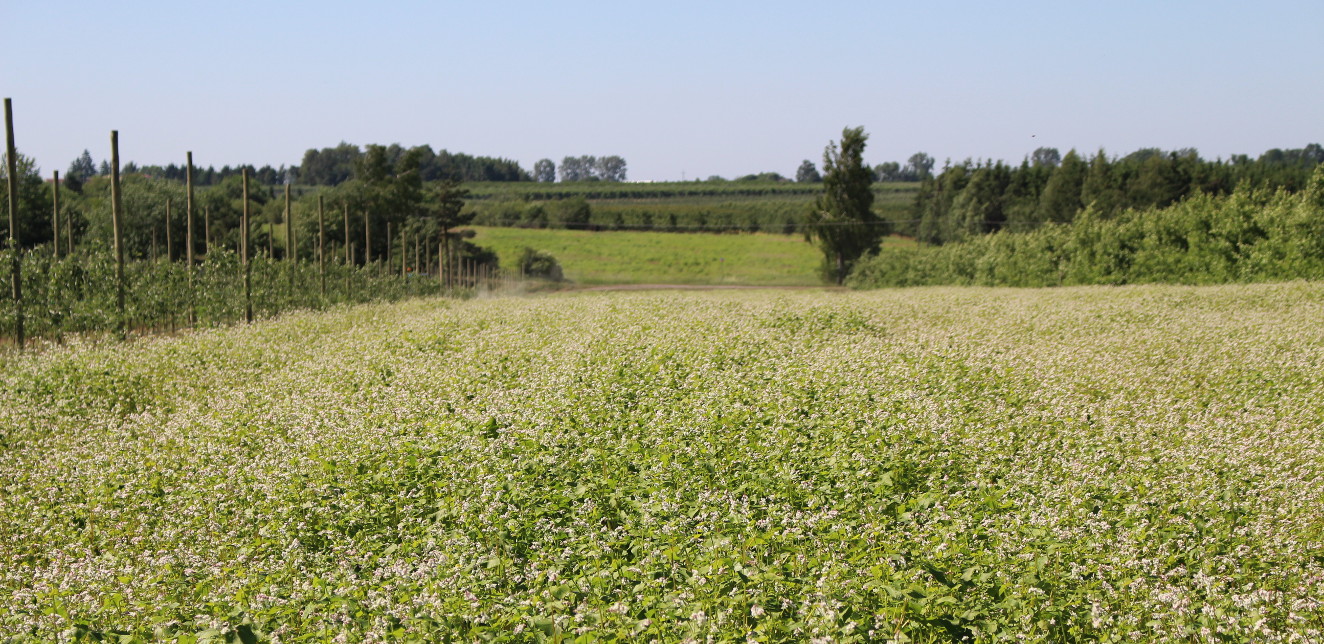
top-left (52, 170), bottom-right (60, 259)
top-left (284, 184), bottom-right (293, 293)
top-left (242, 168), bottom-right (252, 324)
top-left (318, 195), bottom-right (325, 297)
top-left (186, 153), bottom-right (195, 266)
top-left (386, 221), bottom-right (392, 276)
top-left (4, 98), bottom-right (22, 348)
top-left (185, 152), bottom-right (195, 324)
top-left (400, 227), bottom-right (407, 278)
top-left (164, 198), bottom-right (173, 262)
top-left (110, 130), bottom-right (126, 338)
top-left (442, 231), bottom-right (450, 289)
top-left (203, 206), bottom-right (211, 255)
top-left (342, 202), bottom-right (351, 295)
top-left (363, 209), bottom-right (371, 266)
top-left (284, 184), bottom-right (293, 262)
top-left (65, 181), bottom-right (73, 256)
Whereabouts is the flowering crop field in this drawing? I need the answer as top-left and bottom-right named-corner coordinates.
top-left (2, 283), bottom-right (1323, 642)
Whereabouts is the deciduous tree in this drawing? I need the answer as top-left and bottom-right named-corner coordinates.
top-left (796, 160), bottom-right (821, 183)
top-left (534, 158), bottom-right (556, 183)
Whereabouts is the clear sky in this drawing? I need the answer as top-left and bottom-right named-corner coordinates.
top-left (4, 0), bottom-right (1322, 181)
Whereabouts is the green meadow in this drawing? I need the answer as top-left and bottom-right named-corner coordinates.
top-left (467, 226), bottom-right (827, 286)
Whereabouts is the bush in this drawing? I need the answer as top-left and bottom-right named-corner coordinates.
top-left (515, 247), bottom-right (564, 282)
top-left (849, 167), bottom-right (1324, 288)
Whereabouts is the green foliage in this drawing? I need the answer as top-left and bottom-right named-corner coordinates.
top-left (2, 150), bottom-right (52, 247)
top-left (0, 248), bottom-right (464, 340)
top-left (297, 143), bottom-right (530, 186)
top-left (795, 160), bottom-right (821, 183)
top-left (78, 175), bottom-right (187, 259)
top-left (514, 246), bottom-right (564, 281)
top-left (1035, 149), bottom-right (1087, 223)
top-left (804, 127), bottom-right (885, 284)
top-left (910, 144), bottom-right (1322, 245)
top-left (849, 167), bottom-right (1324, 288)
top-left (2, 285), bottom-right (1322, 640)
top-left (469, 226), bottom-right (822, 285)
top-left (532, 158), bottom-right (555, 183)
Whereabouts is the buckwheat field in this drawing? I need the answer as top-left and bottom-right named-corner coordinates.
top-left (2, 284), bottom-right (1322, 642)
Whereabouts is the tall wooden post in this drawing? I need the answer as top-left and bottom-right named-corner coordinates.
top-left (185, 152), bottom-right (195, 324)
top-left (203, 206), bottom-right (211, 254)
top-left (343, 202), bottom-right (350, 265)
top-left (110, 130), bottom-right (126, 338)
top-left (241, 168), bottom-right (252, 323)
top-left (401, 227), bottom-right (407, 278)
top-left (164, 199), bottom-right (173, 262)
top-left (185, 153), bottom-right (195, 266)
top-left (318, 196), bottom-right (325, 297)
top-left (342, 202), bottom-right (351, 295)
top-left (283, 184), bottom-right (293, 293)
top-left (4, 99), bottom-right (22, 348)
top-left (284, 184), bottom-right (293, 262)
top-left (363, 210), bottom-right (371, 266)
top-left (65, 184), bottom-right (73, 256)
top-left (52, 171), bottom-right (60, 259)
top-left (386, 222), bottom-right (392, 275)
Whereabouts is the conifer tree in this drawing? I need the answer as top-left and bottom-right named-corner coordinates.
top-left (804, 127), bottom-right (884, 283)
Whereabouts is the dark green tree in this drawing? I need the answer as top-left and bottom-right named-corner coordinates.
top-left (1, 151), bottom-right (51, 248)
top-left (1036, 149), bottom-right (1087, 223)
top-left (796, 159), bottom-right (821, 183)
top-left (559, 156), bottom-right (592, 182)
top-left (1128, 153), bottom-right (1188, 210)
top-left (915, 162), bottom-right (970, 244)
top-left (298, 142), bottom-right (361, 186)
top-left (874, 161), bottom-right (901, 182)
top-left (949, 162), bottom-right (1011, 238)
top-left (905, 152), bottom-right (935, 181)
top-left (516, 246), bottom-right (564, 281)
top-left (66, 149), bottom-right (97, 192)
top-left (428, 179), bottom-right (472, 276)
top-left (1080, 149), bottom-right (1123, 217)
top-left (533, 159), bottom-right (556, 183)
top-left (1031, 147), bottom-right (1062, 168)
top-left (596, 156), bottom-right (628, 182)
top-left (804, 127), bottom-right (883, 284)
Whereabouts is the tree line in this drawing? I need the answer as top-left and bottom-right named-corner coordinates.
top-left (60, 148), bottom-right (297, 192)
top-left (533, 155), bottom-right (628, 183)
top-left (905, 145), bottom-right (1324, 245)
top-left (849, 166), bottom-right (1324, 288)
top-left (299, 143), bottom-right (530, 185)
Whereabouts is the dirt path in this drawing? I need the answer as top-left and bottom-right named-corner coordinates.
top-left (574, 283), bottom-right (846, 292)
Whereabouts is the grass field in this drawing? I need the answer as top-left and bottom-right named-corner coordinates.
top-left (468, 226), bottom-right (826, 286)
top-left (3, 283), bottom-right (1323, 641)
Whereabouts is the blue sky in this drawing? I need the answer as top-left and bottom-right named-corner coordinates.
top-left (4, 1), bottom-right (1322, 181)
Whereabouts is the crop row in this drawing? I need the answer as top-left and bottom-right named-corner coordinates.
top-left (1, 285), bottom-right (1322, 641)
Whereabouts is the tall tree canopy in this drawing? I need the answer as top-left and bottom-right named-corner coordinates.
top-left (804, 127), bottom-right (884, 284)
